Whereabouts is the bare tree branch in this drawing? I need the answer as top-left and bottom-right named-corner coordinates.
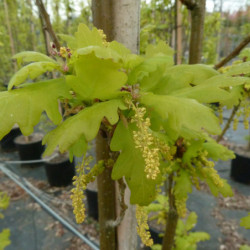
top-left (214, 35), bottom-right (250, 70)
top-left (35, 0), bottom-right (61, 51)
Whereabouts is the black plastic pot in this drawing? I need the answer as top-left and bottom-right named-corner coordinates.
top-left (14, 133), bottom-right (44, 161)
top-left (0, 127), bottom-right (21, 150)
top-left (45, 155), bottom-right (75, 187)
top-left (149, 227), bottom-right (163, 245)
top-left (86, 189), bottom-right (98, 220)
top-left (231, 152), bottom-right (250, 184)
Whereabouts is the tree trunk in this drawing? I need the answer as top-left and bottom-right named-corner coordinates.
top-left (3, 0), bottom-right (17, 71)
top-left (96, 130), bottom-right (117, 250)
top-left (181, 0), bottom-right (206, 64)
top-left (162, 175), bottom-right (179, 250)
top-left (92, 1), bottom-right (140, 249)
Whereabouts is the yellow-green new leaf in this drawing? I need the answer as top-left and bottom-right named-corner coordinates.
top-left (0, 78), bottom-right (69, 139)
top-left (77, 46), bottom-right (121, 62)
top-left (8, 61), bottom-right (60, 90)
top-left (146, 40), bottom-right (174, 58)
top-left (75, 23), bottom-right (103, 49)
top-left (43, 99), bottom-right (126, 157)
top-left (140, 93), bottom-right (221, 135)
top-left (66, 54), bottom-right (127, 101)
top-left (13, 51), bottom-right (55, 64)
top-left (226, 61), bottom-right (250, 76)
top-left (111, 121), bottom-right (162, 206)
top-left (152, 64), bottom-right (219, 95)
top-left (171, 75), bottom-right (249, 104)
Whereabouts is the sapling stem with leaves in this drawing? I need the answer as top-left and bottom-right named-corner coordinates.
top-left (0, 24), bottom-right (250, 250)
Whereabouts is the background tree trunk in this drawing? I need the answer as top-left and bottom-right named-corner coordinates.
top-left (3, 0), bottom-right (17, 71)
top-left (92, 1), bottom-right (140, 249)
top-left (175, 0), bottom-right (182, 64)
top-left (181, 0), bottom-right (206, 64)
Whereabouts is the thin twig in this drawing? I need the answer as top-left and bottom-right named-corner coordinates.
top-left (216, 101), bottom-right (241, 142)
top-left (214, 35), bottom-right (250, 70)
top-left (35, 0), bottom-right (61, 51)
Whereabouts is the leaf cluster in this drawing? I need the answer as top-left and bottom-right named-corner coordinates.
top-left (0, 24), bottom-right (249, 207)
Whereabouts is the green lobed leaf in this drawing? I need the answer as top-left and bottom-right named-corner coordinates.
top-left (185, 212), bottom-right (198, 231)
top-left (110, 121), bottom-right (162, 205)
top-left (205, 178), bottom-right (233, 197)
top-left (145, 40), bottom-right (174, 58)
top-left (140, 93), bottom-right (221, 135)
top-left (203, 140), bottom-right (235, 161)
top-left (183, 140), bottom-right (204, 164)
top-left (0, 78), bottom-right (69, 139)
top-left (0, 229), bottom-right (11, 250)
top-left (108, 41), bottom-right (143, 69)
top-left (174, 170), bottom-right (192, 200)
top-left (13, 51), bottom-right (55, 64)
top-left (77, 46), bottom-right (121, 62)
top-left (220, 85), bottom-right (244, 109)
top-left (66, 53), bottom-right (127, 101)
top-left (75, 23), bottom-right (103, 49)
top-left (151, 64), bottom-right (219, 95)
top-left (225, 61), bottom-right (250, 76)
top-left (43, 99), bottom-right (126, 157)
top-left (8, 61), bottom-right (60, 90)
top-left (171, 75), bottom-right (249, 104)
top-left (240, 213), bottom-right (250, 229)
top-left (128, 56), bottom-right (173, 86)
top-left (239, 48), bottom-right (250, 61)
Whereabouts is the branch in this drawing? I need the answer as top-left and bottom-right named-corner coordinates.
top-left (214, 35), bottom-right (250, 70)
top-left (179, 0), bottom-right (197, 10)
top-left (216, 101), bottom-right (241, 142)
top-left (35, 0), bottom-right (61, 51)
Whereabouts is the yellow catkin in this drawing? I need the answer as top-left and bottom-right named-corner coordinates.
top-left (192, 150), bottom-right (224, 188)
top-left (131, 106), bottom-right (160, 180)
top-left (175, 197), bottom-right (187, 218)
top-left (97, 29), bottom-right (109, 47)
top-left (136, 205), bottom-right (153, 247)
top-left (243, 102), bottom-right (250, 130)
top-left (218, 105), bottom-right (223, 124)
top-left (70, 157), bottom-right (104, 224)
top-left (233, 118), bottom-right (238, 131)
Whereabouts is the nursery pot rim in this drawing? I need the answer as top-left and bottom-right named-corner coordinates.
top-left (14, 132), bottom-right (44, 145)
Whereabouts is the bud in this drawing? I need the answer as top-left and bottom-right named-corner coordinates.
top-left (63, 64), bottom-right (69, 72)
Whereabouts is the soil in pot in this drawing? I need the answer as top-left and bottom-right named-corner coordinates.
top-left (231, 145), bottom-right (250, 184)
top-left (0, 125), bottom-right (21, 151)
top-left (14, 133), bottom-right (44, 162)
top-left (44, 152), bottom-right (75, 187)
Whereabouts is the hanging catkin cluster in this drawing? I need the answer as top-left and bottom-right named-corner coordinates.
top-left (193, 150), bottom-right (224, 188)
top-left (131, 105), bottom-right (160, 180)
top-left (136, 205), bottom-right (153, 247)
top-left (71, 157), bottom-right (104, 224)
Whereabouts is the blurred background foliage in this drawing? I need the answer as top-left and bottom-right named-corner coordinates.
top-left (0, 0), bottom-right (249, 85)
